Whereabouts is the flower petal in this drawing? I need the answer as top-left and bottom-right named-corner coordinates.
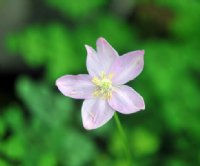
top-left (56, 74), bottom-right (94, 99)
top-left (81, 98), bottom-right (115, 130)
top-left (108, 85), bottom-right (145, 114)
top-left (85, 45), bottom-right (104, 77)
top-left (96, 37), bottom-right (118, 73)
top-left (109, 50), bottom-right (144, 85)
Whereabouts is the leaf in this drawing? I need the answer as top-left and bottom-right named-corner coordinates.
top-left (61, 129), bottom-right (97, 166)
top-left (1, 135), bottom-right (25, 160)
top-left (130, 128), bottom-right (160, 157)
top-left (16, 76), bottom-right (74, 126)
top-left (45, 0), bottom-right (107, 19)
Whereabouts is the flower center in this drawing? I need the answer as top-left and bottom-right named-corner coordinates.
top-left (92, 72), bottom-right (113, 99)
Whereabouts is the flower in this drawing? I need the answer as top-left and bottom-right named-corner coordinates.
top-left (56, 37), bottom-right (145, 130)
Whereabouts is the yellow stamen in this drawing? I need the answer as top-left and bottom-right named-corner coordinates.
top-left (92, 72), bottom-right (113, 99)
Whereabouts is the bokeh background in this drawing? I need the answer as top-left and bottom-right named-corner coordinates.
top-left (0, 0), bottom-right (200, 165)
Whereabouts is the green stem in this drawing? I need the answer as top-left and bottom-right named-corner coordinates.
top-left (114, 112), bottom-right (132, 166)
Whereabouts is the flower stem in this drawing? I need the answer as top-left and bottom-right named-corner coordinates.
top-left (114, 112), bottom-right (132, 166)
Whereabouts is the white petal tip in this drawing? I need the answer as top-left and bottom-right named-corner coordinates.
top-left (83, 123), bottom-right (95, 130)
top-left (55, 78), bottom-right (61, 87)
top-left (55, 76), bottom-right (66, 87)
top-left (134, 50), bottom-right (144, 55)
top-left (84, 44), bottom-right (89, 48)
top-left (83, 126), bottom-right (92, 130)
top-left (85, 44), bottom-right (95, 54)
top-left (84, 44), bottom-right (90, 50)
top-left (98, 37), bottom-right (105, 41)
top-left (138, 98), bottom-right (145, 110)
top-left (141, 105), bottom-right (145, 110)
top-left (140, 50), bottom-right (145, 55)
top-left (97, 37), bottom-right (107, 45)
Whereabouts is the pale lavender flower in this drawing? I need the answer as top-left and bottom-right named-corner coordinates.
top-left (56, 37), bottom-right (145, 130)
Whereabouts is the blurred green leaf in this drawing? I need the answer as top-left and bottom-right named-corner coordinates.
top-left (75, 14), bottom-right (137, 54)
top-left (154, 0), bottom-right (200, 40)
top-left (16, 76), bottom-right (73, 126)
top-left (39, 153), bottom-right (57, 166)
top-left (109, 131), bottom-right (124, 158)
top-left (13, 77), bottom-right (97, 166)
top-left (61, 130), bottom-right (97, 166)
top-left (45, 0), bottom-right (107, 19)
top-left (95, 155), bottom-right (112, 166)
top-left (131, 128), bottom-right (160, 157)
top-left (164, 158), bottom-right (188, 166)
top-left (6, 24), bottom-right (84, 82)
top-left (0, 159), bottom-right (9, 166)
top-left (3, 106), bottom-right (25, 132)
top-left (1, 135), bottom-right (25, 160)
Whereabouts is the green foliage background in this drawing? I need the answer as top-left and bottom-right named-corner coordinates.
top-left (1, 0), bottom-right (200, 165)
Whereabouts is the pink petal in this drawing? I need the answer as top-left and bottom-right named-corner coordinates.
top-left (85, 45), bottom-right (104, 77)
top-left (109, 50), bottom-right (144, 85)
top-left (56, 74), bottom-right (94, 99)
top-left (108, 85), bottom-right (145, 114)
top-left (81, 98), bottom-right (115, 130)
top-left (96, 37), bottom-right (118, 74)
